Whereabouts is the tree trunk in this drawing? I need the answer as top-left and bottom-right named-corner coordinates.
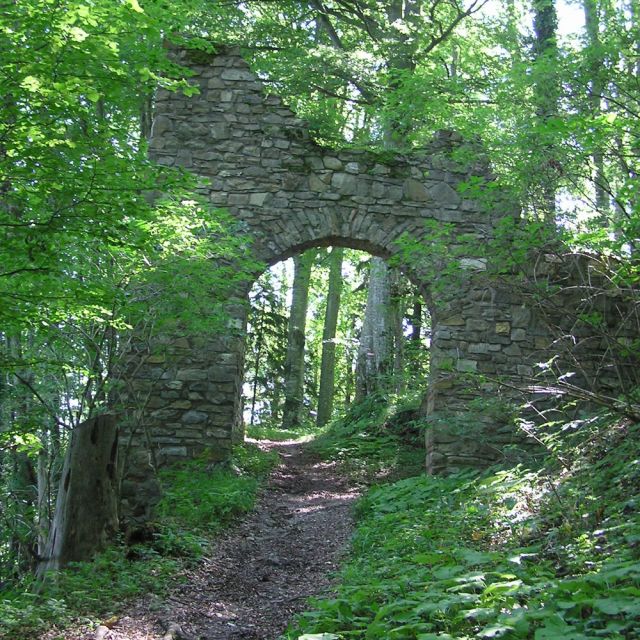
top-left (37, 414), bottom-right (119, 577)
top-left (583, 0), bottom-right (609, 218)
top-left (282, 251), bottom-right (315, 429)
top-left (389, 268), bottom-right (405, 393)
top-left (4, 333), bottom-right (39, 574)
top-left (317, 248), bottom-right (343, 426)
top-left (249, 305), bottom-right (266, 426)
top-left (532, 0), bottom-right (560, 220)
top-left (411, 294), bottom-right (422, 343)
top-left (356, 257), bottom-right (392, 401)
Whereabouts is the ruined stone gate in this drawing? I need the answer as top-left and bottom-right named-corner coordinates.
top-left (120, 46), bottom-right (553, 512)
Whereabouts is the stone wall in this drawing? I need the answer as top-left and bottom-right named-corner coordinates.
top-left (121, 44), bottom-right (550, 511)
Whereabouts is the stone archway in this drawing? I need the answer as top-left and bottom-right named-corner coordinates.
top-left (120, 45), bottom-right (542, 514)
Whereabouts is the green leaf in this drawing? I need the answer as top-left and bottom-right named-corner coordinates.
top-left (593, 597), bottom-right (640, 616)
top-left (20, 75), bottom-right (41, 92)
top-left (127, 0), bottom-right (144, 12)
top-left (68, 26), bottom-right (89, 42)
top-left (478, 623), bottom-right (513, 638)
top-left (86, 88), bottom-right (100, 103)
top-left (534, 615), bottom-right (589, 640)
top-left (457, 549), bottom-right (497, 566)
top-left (463, 607), bottom-right (495, 622)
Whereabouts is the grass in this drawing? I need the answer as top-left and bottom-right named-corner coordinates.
top-left (0, 442), bottom-right (278, 640)
top-left (245, 421), bottom-right (320, 442)
top-left (285, 412), bottom-right (640, 639)
top-left (308, 393), bottom-right (425, 482)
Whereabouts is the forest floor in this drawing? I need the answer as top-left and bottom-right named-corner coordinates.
top-left (49, 438), bottom-right (360, 640)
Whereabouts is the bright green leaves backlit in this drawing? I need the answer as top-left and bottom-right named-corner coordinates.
top-left (0, 0), bottom-right (262, 442)
top-left (0, 0), bottom-right (250, 335)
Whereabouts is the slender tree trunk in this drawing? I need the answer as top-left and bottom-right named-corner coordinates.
top-left (9, 450), bottom-right (38, 573)
top-left (344, 359), bottom-right (354, 407)
top-left (249, 306), bottom-right (266, 426)
top-left (583, 0), bottom-right (609, 218)
top-left (36, 448), bottom-right (50, 556)
top-left (282, 251), bottom-right (315, 429)
top-left (532, 0), bottom-right (560, 220)
top-left (356, 257), bottom-right (392, 401)
top-left (411, 294), bottom-right (422, 343)
top-left (389, 269), bottom-right (405, 393)
top-left (271, 379), bottom-right (282, 423)
top-left (5, 333), bottom-right (39, 573)
top-left (317, 248), bottom-right (343, 426)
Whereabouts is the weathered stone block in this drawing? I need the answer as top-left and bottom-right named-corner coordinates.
top-left (517, 364), bottom-right (534, 376)
top-left (456, 359), bottom-right (478, 372)
top-left (429, 181), bottom-right (461, 205)
top-left (210, 123), bottom-right (229, 139)
top-left (170, 400), bottom-right (192, 409)
top-left (220, 69), bottom-right (256, 81)
top-left (181, 410), bottom-right (209, 424)
top-left (403, 178), bottom-right (429, 201)
top-left (323, 156), bottom-right (342, 170)
top-left (159, 446), bottom-right (188, 458)
top-left (249, 192), bottom-right (270, 206)
top-left (460, 258), bottom-right (487, 271)
top-left (495, 322), bottom-right (511, 334)
top-left (331, 172), bottom-right (357, 195)
top-left (466, 318), bottom-right (488, 331)
top-left (469, 343), bottom-right (491, 354)
top-left (176, 369), bottom-right (208, 381)
top-left (503, 344), bottom-right (522, 357)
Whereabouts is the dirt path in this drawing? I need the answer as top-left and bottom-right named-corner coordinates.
top-left (91, 439), bottom-right (359, 640)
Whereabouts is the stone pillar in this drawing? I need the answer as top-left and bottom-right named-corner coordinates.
top-left (119, 303), bottom-right (247, 520)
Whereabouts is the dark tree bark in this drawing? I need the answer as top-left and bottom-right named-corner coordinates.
top-left (282, 251), bottom-right (315, 429)
top-left (411, 294), bottom-right (422, 343)
top-left (317, 247), bottom-right (343, 426)
top-left (532, 0), bottom-right (560, 219)
top-left (37, 414), bottom-right (119, 577)
top-left (583, 0), bottom-right (608, 218)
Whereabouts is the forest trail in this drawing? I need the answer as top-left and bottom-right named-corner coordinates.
top-left (81, 440), bottom-right (359, 640)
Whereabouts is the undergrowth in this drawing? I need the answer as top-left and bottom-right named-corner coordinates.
top-left (0, 442), bottom-right (278, 639)
top-left (287, 413), bottom-right (640, 640)
top-left (308, 393), bottom-right (425, 482)
top-left (246, 421), bottom-right (319, 442)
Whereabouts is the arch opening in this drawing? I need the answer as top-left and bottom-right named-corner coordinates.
top-left (243, 246), bottom-right (433, 436)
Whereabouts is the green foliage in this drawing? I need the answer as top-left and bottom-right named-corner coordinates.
top-left (0, 0), bottom-right (206, 332)
top-left (154, 442), bottom-right (278, 543)
top-left (1, 547), bottom-right (180, 640)
top-left (286, 413), bottom-right (640, 640)
top-left (309, 394), bottom-right (424, 482)
top-left (246, 422), bottom-right (319, 442)
top-left (0, 443), bottom-right (277, 639)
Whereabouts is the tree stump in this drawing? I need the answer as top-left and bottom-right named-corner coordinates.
top-left (37, 414), bottom-right (119, 577)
